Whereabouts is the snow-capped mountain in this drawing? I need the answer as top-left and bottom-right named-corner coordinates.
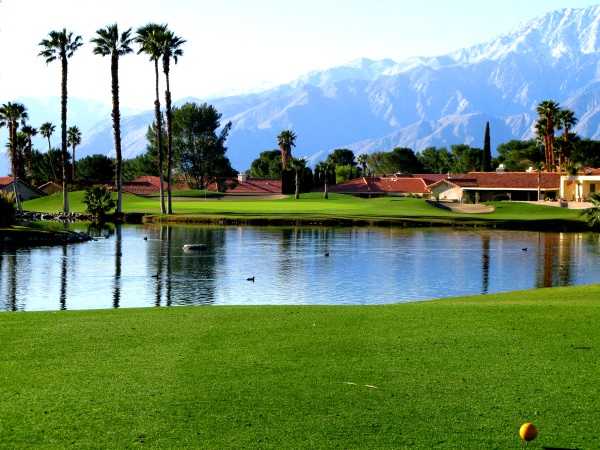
top-left (4, 4), bottom-right (600, 175)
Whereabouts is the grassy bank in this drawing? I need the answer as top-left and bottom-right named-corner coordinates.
top-left (1, 286), bottom-right (600, 448)
top-left (24, 191), bottom-right (587, 230)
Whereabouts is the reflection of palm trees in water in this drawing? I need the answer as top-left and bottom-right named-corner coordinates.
top-left (536, 233), bottom-right (573, 288)
top-left (154, 226), bottom-right (166, 307)
top-left (59, 246), bottom-right (68, 310)
top-left (481, 234), bottom-right (490, 295)
top-left (113, 224), bottom-right (122, 309)
top-left (7, 253), bottom-right (18, 311)
top-left (166, 226), bottom-right (172, 307)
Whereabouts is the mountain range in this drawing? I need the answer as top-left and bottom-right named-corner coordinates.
top-left (4, 4), bottom-right (600, 176)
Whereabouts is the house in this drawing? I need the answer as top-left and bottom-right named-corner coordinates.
top-left (122, 176), bottom-right (165, 196)
top-left (207, 174), bottom-right (282, 196)
top-left (38, 181), bottom-right (62, 195)
top-left (0, 177), bottom-right (43, 201)
top-left (430, 172), bottom-right (561, 202)
top-left (329, 176), bottom-right (430, 197)
top-left (560, 169), bottom-right (600, 202)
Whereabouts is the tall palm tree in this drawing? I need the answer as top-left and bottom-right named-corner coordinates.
top-left (316, 161), bottom-right (334, 199)
top-left (39, 29), bottom-right (83, 213)
top-left (136, 23), bottom-right (168, 214)
top-left (39, 122), bottom-right (57, 181)
top-left (290, 158), bottom-right (306, 200)
top-left (21, 125), bottom-right (37, 181)
top-left (161, 29), bottom-right (185, 215)
top-left (67, 126), bottom-right (82, 181)
top-left (557, 109), bottom-right (578, 170)
top-left (357, 153), bottom-right (368, 177)
top-left (536, 100), bottom-right (560, 171)
top-left (0, 102), bottom-right (28, 211)
top-left (277, 130), bottom-right (297, 170)
top-left (91, 24), bottom-right (134, 215)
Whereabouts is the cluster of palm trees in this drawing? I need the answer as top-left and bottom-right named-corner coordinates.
top-left (536, 100), bottom-right (578, 172)
top-left (1, 25), bottom-right (186, 215)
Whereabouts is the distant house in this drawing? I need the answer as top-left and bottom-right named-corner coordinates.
top-left (0, 177), bottom-right (43, 201)
top-left (122, 176), bottom-right (165, 196)
top-left (559, 168), bottom-right (600, 202)
top-left (208, 174), bottom-right (282, 196)
top-left (430, 172), bottom-right (561, 202)
top-left (329, 176), bottom-right (430, 197)
top-left (38, 181), bottom-right (62, 195)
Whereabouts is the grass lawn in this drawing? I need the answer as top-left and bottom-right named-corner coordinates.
top-left (23, 191), bottom-right (585, 226)
top-left (1, 286), bottom-right (600, 448)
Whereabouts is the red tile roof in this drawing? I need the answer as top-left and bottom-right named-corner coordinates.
top-left (208, 178), bottom-right (282, 195)
top-left (463, 172), bottom-right (560, 190)
top-left (330, 177), bottom-right (430, 194)
top-left (412, 174), bottom-right (453, 186)
top-left (0, 177), bottom-right (14, 187)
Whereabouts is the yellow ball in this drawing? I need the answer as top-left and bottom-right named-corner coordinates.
top-left (519, 422), bottom-right (538, 442)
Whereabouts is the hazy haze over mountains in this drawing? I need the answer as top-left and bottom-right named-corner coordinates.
top-left (4, 5), bottom-right (600, 175)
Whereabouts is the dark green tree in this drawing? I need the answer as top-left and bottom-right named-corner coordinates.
top-left (418, 147), bottom-right (453, 174)
top-left (482, 121), bottom-right (492, 172)
top-left (173, 103), bottom-right (235, 189)
top-left (76, 154), bottom-right (115, 184)
top-left (249, 150), bottom-right (282, 179)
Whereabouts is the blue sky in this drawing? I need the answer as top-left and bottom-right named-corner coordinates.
top-left (0, 0), bottom-right (599, 108)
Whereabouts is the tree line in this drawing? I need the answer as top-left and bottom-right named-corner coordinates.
top-left (1, 24), bottom-right (185, 215)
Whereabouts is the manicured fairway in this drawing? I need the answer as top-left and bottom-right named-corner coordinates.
top-left (1, 286), bottom-right (600, 448)
top-left (24, 191), bottom-right (584, 225)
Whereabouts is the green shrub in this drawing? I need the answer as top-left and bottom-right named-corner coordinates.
top-left (0, 191), bottom-right (16, 227)
top-left (83, 186), bottom-right (116, 220)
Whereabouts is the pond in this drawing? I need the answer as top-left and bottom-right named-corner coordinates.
top-left (1, 225), bottom-right (600, 312)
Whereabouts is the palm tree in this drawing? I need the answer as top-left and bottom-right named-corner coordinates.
top-left (0, 102), bottom-right (28, 211)
top-left (161, 29), bottom-right (185, 215)
top-left (39, 29), bottom-right (83, 213)
top-left (21, 125), bottom-right (37, 181)
top-left (136, 23), bottom-right (168, 214)
top-left (316, 161), bottom-right (334, 199)
top-left (39, 122), bottom-right (57, 181)
top-left (290, 158), bottom-right (306, 200)
top-left (582, 193), bottom-right (600, 229)
top-left (357, 153), bottom-right (368, 177)
top-left (277, 130), bottom-right (297, 170)
top-left (67, 126), bottom-right (82, 181)
top-left (557, 109), bottom-right (578, 170)
top-left (91, 24), bottom-right (134, 215)
top-left (536, 100), bottom-right (560, 171)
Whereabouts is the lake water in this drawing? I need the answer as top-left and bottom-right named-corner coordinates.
top-left (1, 225), bottom-right (600, 312)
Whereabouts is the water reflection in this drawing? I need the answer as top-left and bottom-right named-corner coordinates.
top-left (481, 234), bottom-right (490, 294)
top-left (2, 226), bottom-right (600, 312)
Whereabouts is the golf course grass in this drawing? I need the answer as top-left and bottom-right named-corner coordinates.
top-left (23, 191), bottom-right (586, 229)
top-left (1, 285), bottom-right (600, 448)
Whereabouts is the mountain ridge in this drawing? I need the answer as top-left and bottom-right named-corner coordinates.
top-left (4, 4), bottom-right (600, 175)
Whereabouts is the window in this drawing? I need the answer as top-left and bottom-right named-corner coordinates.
top-left (591, 184), bottom-right (596, 194)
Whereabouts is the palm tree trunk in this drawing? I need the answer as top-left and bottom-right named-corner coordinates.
top-left (153, 60), bottom-right (166, 214)
top-left (112, 53), bottom-right (123, 215)
top-left (324, 179), bottom-right (328, 199)
top-left (61, 53), bottom-right (69, 213)
top-left (164, 70), bottom-right (174, 215)
top-left (25, 138), bottom-right (33, 182)
top-left (9, 123), bottom-right (22, 212)
top-left (295, 171), bottom-right (300, 200)
top-left (71, 145), bottom-right (76, 182)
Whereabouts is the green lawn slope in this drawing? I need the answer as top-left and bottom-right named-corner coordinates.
top-left (23, 192), bottom-right (585, 228)
top-left (1, 286), bottom-right (599, 447)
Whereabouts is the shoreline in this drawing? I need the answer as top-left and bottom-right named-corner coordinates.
top-left (142, 213), bottom-right (590, 232)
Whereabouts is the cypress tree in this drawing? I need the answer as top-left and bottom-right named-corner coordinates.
top-left (482, 121), bottom-right (492, 172)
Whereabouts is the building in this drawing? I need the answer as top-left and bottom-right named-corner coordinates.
top-left (0, 177), bottom-right (43, 201)
top-left (430, 172), bottom-right (561, 202)
top-left (207, 174), bottom-right (282, 196)
top-left (560, 169), bottom-right (600, 202)
top-left (37, 181), bottom-right (62, 195)
top-left (329, 176), bottom-right (430, 197)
